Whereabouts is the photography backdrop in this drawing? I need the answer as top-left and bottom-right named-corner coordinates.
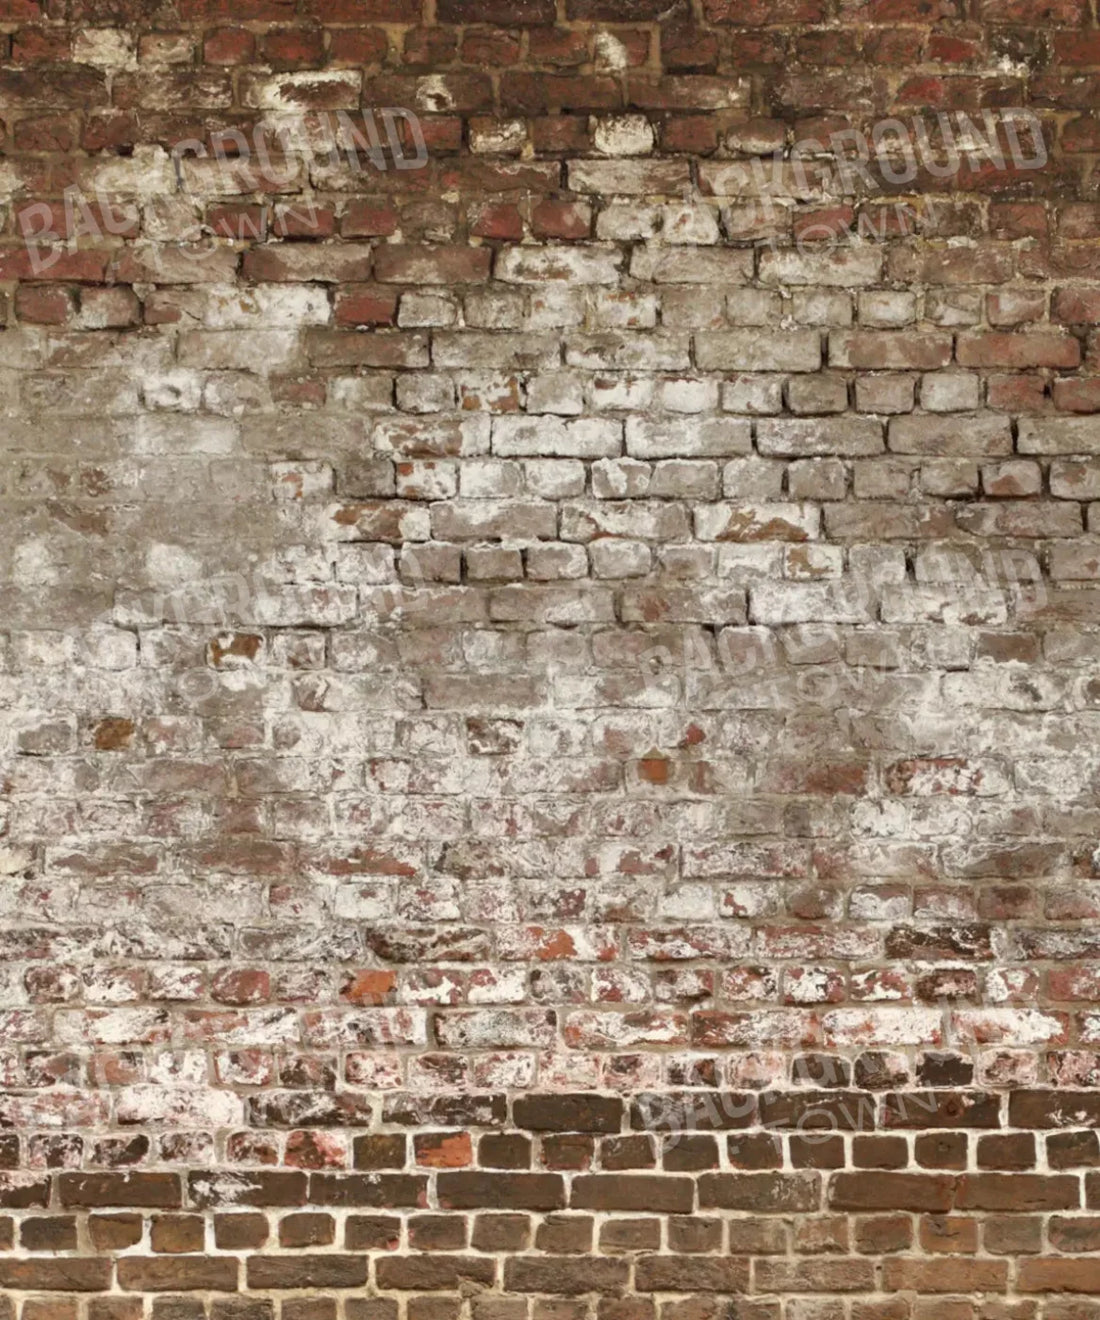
top-left (2, 0), bottom-right (1100, 1316)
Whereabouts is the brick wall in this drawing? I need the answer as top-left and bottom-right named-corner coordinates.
top-left (2, 0), bottom-right (1100, 1315)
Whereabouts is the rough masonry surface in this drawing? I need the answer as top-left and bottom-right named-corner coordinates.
top-left (1, 0), bottom-right (1100, 1316)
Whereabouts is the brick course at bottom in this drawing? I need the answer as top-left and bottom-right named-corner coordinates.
top-left (0, 1092), bottom-right (1099, 1310)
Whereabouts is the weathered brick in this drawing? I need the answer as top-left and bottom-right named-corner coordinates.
top-left (1019, 417), bottom-right (1100, 454)
top-left (695, 332), bottom-right (821, 373)
top-left (2, 11), bottom-right (1099, 1316)
top-left (830, 332), bottom-right (953, 370)
top-left (757, 418), bottom-right (883, 457)
top-left (957, 332), bottom-right (1081, 369)
top-left (1010, 1091), bottom-right (1100, 1128)
top-left (698, 1174), bottom-right (821, 1212)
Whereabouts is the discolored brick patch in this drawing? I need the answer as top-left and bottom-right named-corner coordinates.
top-left (2, 0), bottom-right (1100, 1314)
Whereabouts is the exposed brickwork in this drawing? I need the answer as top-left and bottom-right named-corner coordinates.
top-left (2, 0), bottom-right (1100, 1314)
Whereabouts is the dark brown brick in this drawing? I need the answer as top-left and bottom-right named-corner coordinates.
top-left (188, 1172), bottom-right (306, 1208)
top-left (984, 1214), bottom-right (1042, 1255)
top-left (601, 1218), bottom-right (662, 1252)
top-left (88, 1302), bottom-right (143, 1320)
top-left (536, 1214), bottom-right (594, 1253)
top-left (699, 1174), bottom-right (821, 1213)
top-left (883, 1091), bottom-right (1001, 1130)
top-left (955, 1173), bottom-right (1080, 1211)
top-left (308, 1174), bottom-right (426, 1207)
top-left (514, 1094), bottom-right (623, 1133)
top-left (117, 1257), bottom-right (240, 1291)
top-left (214, 1213), bottom-right (269, 1249)
top-left (1049, 1130), bottom-right (1100, 1168)
top-left (915, 1132), bottom-right (969, 1170)
top-left (790, 1134), bottom-right (845, 1169)
top-left (571, 1175), bottom-right (694, 1214)
top-left (541, 1134), bottom-right (595, 1171)
top-left (20, 1216), bottom-right (77, 1251)
top-left (150, 1215), bottom-right (204, 1254)
top-left (479, 1134), bottom-right (531, 1169)
top-left (279, 1213), bottom-right (335, 1248)
top-left (635, 1257), bottom-right (750, 1292)
top-left (977, 1133), bottom-right (1036, 1170)
top-left (61, 1173), bottom-right (181, 1208)
top-left (630, 1093), bottom-right (756, 1132)
top-left (471, 1214), bottom-right (531, 1252)
top-left (662, 1135), bottom-right (718, 1171)
top-left (854, 1214), bottom-right (912, 1254)
top-left (1010, 1090), bottom-right (1100, 1128)
top-left (89, 1215), bottom-right (144, 1251)
top-left (409, 1214), bottom-right (467, 1251)
top-left (759, 1090), bottom-right (876, 1131)
top-left (853, 1136), bottom-right (909, 1169)
top-left (283, 1302), bottom-right (339, 1320)
top-left (438, 0), bottom-right (553, 20)
top-left (726, 1134), bottom-right (783, 1170)
top-left (667, 1217), bottom-right (722, 1253)
top-left (353, 1134), bottom-right (407, 1169)
top-left (438, 1173), bottom-right (564, 1211)
top-left (0, 1258), bottom-right (112, 1292)
top-left (345, 1215), bottom-right (402, 1250)
top-left (504, 1257), bottom-right (629, 1296)
top-left (600, 1136), bottom-right (656, 1171)
top-left (246, 1256), bottom-right (368, 1289)
top-left (828, 1174), bottom-right (954, 1213)
top-left (376, 1255), bottom-right (496, 1290)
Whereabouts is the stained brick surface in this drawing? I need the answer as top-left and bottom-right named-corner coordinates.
top-left (2, 0), bottom-right (1100, 1314)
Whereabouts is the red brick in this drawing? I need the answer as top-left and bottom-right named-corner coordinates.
top-left (462, 28), bottom-right (522, 65)
top-left (373, 245), bottom-right (492, 284)
top-left (15, 284), bottom-right (75, 325)
top-left (415, 1133), bottom-right (473, 1168)
top-left (531, 200), bottom-right (591, 239)
top-left (470, 204), bottom-right (524, 241)
top-left (704, 0), bottom-right (825, 21)
top-left (1019, 1259), bottom-right (1100, 1293)
top-left (341, 201), bottom-right (399, 238)
top-left (957, 332), bottom-right (1081, 369)
top-left (1054, 287), bottom-right (1100, 322)
top-left (1053, 378), bottom-right (1100, 412)
top-left (334, 287), bottom-right (398, 327)
top-left (261, 26), bottom-right (325, 66)
top-left (203, 27), bottom-right (254, 63)
top-left (438, 0), bottom-right (552, 19)
top-left (329, 28), bottom-right (389, 63)
top-left (980, 0), bottom-right (1087, 20)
